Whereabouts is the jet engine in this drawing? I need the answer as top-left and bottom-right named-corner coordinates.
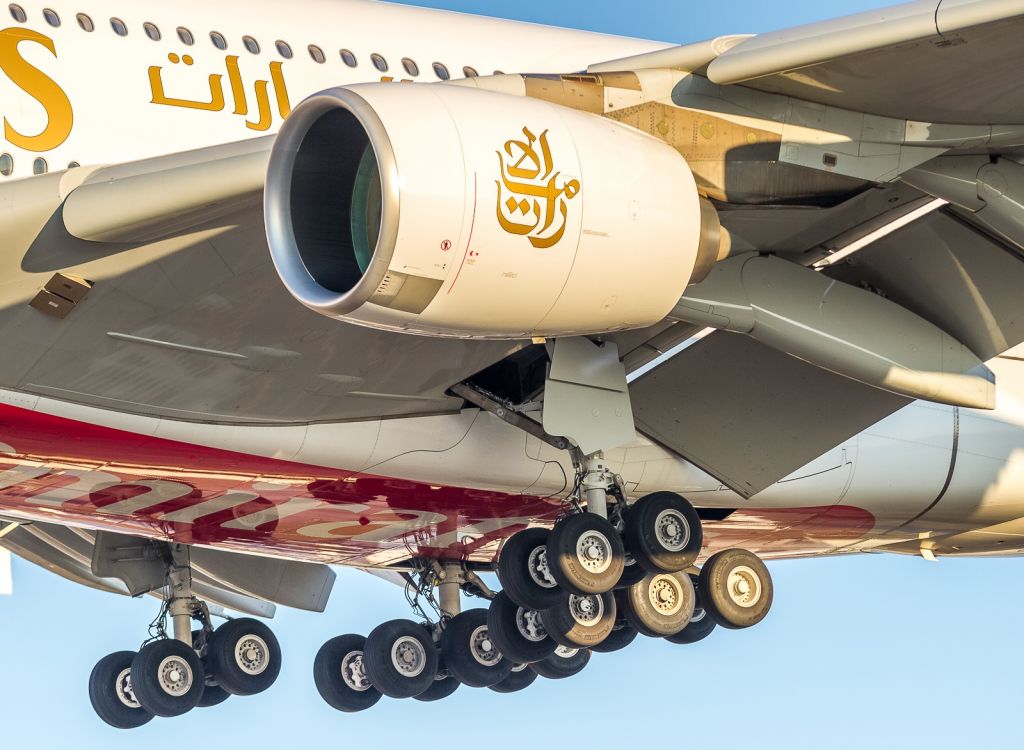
top-left (264, 83), bottom-right (720, 339)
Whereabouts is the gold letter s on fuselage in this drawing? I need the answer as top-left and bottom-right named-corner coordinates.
top-left (0, 27), bottom-right (72, 152)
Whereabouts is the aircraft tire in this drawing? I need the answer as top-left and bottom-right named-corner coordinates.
top-left (488, 663), bottom-right (538, 693)
top-left (413, 673), bottom-right (461, 702)
top-left (313, 634), bottom-right (383, 712)
top-left (590, 599), bottom-right (639, 653)
top-left (486, 591), bottom-right (556, 664)
top-left (614, 553), bottom-right (648, 589)
top-left (624, 492), bottom-right (702, 574)
top-left (207, 618), bottom-right (282, 696)
top-left (530, 646), bottom-right (590, 680)
top-left (441, 608), bottom-right (513, 688)
top-left (547, 513), bottom-right (625, 595)
top-left (540, 590), bottom-right (616, 649)
top-left (196, 683), bottom-right (231, 708)
top-left (497, 528), bottom-right (563, 610)
top-left (699, 549), bottom-right (774, 630)
top-left (88, 651), bottom-right (155, 729)
top-left (620, 571), bottom-right (696, 637)
top-left (364, 619), bottom-right (438, 698)
top-left (130, 639), bottom-right (205, 717)
top-left (666, 574), bottom-right (717, 644)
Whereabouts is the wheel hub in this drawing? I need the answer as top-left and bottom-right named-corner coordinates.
top-left (341, 650), bottom-right (372, 692)
top-left (469, 624), bottom-right (502, 667)
top-left (654, 509), bottom-right (690, 552)
top-left (726, 565), bottom-right (762, 608)
top-left (391, 636), bottom-right (427, 677)
top-left (114, 667), bottom-right (141, 709)
top-left (156, 655), bottom-right (193, 697)
top-left (647, 574), bottom-right (684, 616)
top-left (568, 594), bottom-right (604, 626)
top-left (234, 635), bottom-right (270, 676)
top-left (575, 530), bottom-right (613, 574)
top-left (527, 545), bottom-right (558, 589)
top-left (516, 607), bottom-right (548, 642)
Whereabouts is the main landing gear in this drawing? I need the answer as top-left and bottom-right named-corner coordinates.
top-left (88, 547), bottom-right (282, 729)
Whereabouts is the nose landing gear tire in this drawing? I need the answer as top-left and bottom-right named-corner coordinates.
top-left (88, 651), bottom-right (155, 729)
top-left (530, 646), bottom-right (591, 680)
top-left (620, 571), bottom-right (696, 637)
top-left (486, 591), bottom-right (556, 664)
top-left (441, 608), bottom-right (513, 688)
top-left (130, 639), bottom-right (205, 718)
top-left (207, 617), bottom-right (282, 697)
top-left (314, 634), bottom-right (383, 712)
top-left (699, 548), bottom-right (773, 630)
top-left (624, 492), bottom-right (702, 574)
top-left (489, 662), bottom-right (538, 693)
top-left (547, 514), bottom-right (625, 595)
top-left (540, 590), bottom-right (616, 649)
top-left (364, 619), bottom-right (439, 699)
top-left (497, 528), bottom-right (563, 610)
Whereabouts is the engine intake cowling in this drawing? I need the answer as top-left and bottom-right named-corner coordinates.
top-left (265, 83), bottom-right (712, 339)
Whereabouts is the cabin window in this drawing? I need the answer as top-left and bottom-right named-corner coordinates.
top-left (42, 8), bottom-right (60, 26)
top-left (8, 4), bottom-right (26, 23)
top-left (371, 53), bottom-right (388, 72)
top-left (210, 31), bottom-right (228, 50)
top-left (432, 62), bottom-right (450, 80)
top-left (32, 158), bottom-right (48, 175)
top-left (0, 154), bottom-right (12, 177)
top-left (243, 36), bottom-right (260, 54)
top-left (76, 13), bottom-right (94, 31)
top-left (176, 27), bottom-right (194, 45)
top-left (402, 58), bottom-right (419, 76)
top-left (308, 45), bottom-right (326, 63)
top-left (339, 49), bottom-right (357, 67)
top-left (463, 66), bottom-right (479, 78)
top-left (143, 22), bottom-right (161, 41)
top-left (276, 40), bottom-right (293, 59)
top-left (110, 17), bottom-right (128, 36)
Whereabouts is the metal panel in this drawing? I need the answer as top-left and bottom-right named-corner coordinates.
top-left (629, 332), bottom-right (910, 498)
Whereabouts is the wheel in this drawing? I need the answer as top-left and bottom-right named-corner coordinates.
top-left (364, 619), bottom-right (438, 698)
top-left (590, 599), bottom-right (638, 653)
top-left (441, 609), bottom-right (513, 688)
top-left (196, 683), bottom-right (230, 708)
top-left (497, 528), bottom-right (563, 610)
top-left (620, 571), bottom-right (695, 637)
top-left (615, 553), bottom-right (647, 588)
top-left (88, 651), bottom-right (155, 729)
top-left (540, 590), bottom-right (616, 648)
top-left (313, 634), bottom-right (383, 712)
top-left (486, 591), bottom-right (556, 664)
top-left (530, 646), bottom-right (590, 680)
top-left (489, 663), bottom-right (538, 693)
top-left (666, 573), bottom-right (717, 644)
top-left (624, 492), bottom-right (702, 574)
top-left (130, 639), bottom-right (205, 718)
top-left (547, 513), bottom-right (625, 595)
top-left (207, 618), bottom-right (282, 696)
top-left (413, 673), bottom-right (461, 702)
top-left (699, 548), bottom-right (773, 629)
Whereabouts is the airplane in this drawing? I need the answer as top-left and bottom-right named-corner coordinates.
top-left (1, 0), bottom-right (1024, 728)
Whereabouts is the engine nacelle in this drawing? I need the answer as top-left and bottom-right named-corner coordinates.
top-left (265, 83), bottom-right (714, 339)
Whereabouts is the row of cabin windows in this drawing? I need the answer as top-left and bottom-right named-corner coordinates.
top-left (8, 4), bottom-right (486, 80)
top-left (0, 153), bottom-right (78, 176)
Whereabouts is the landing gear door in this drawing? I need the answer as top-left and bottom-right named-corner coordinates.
top-left (542, 338), bottom-right (635, 456)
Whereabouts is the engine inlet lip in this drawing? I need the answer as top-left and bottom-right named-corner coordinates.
top-left (264, 86), bottom-right (400, 316)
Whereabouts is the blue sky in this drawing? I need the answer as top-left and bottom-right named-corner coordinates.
top-left (2, 1), bottom-right (1015, 748)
